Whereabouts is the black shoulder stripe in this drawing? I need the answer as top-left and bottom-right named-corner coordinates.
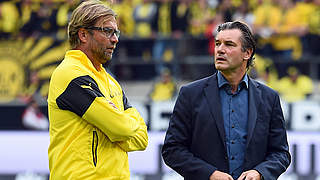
top-left (122, 90), bottom-right (132, 110)
top-left (56, 75), bottom-right (104, 117)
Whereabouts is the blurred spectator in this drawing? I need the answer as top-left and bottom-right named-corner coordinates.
top-left (303, 0), bottom-right (320, 56)
top-left (0, 1), bottom-right (20, 39)
top-left (19, 71), bottom-right (45, 103)
top-left (56, 0), bottom-right (78, 40)
top-left (149, 68), bottom-right (177, 101)
top-left (270, 0), bottom-right (305, 60)
top-left (18, 0), bottom-right (34, 28)
top-left (277, 66), bottom-right (313, 103)
top-left (188, 0), bottom-right (215, 36)
top-left (253, 0), bottom-right (302, 60)
top-left (205, 11), bottom-right (224, 56)
top-left (0, 0), bottom-right (319, 85)
top-left (133, 0), bottom-right (157, 38)
top-left (113, 0), bottom-right (136, 37)
top-left (20, 0), bottom-right (59, 38)
top-left (152, 0), bottom-right (179, 76)
top-left (22, 98), bottom-right (49, 130)
top-left (231, 0), bottom-right (254, 26)
top-left (171, 0), bottom-right (190, 38)
top-left (218, 0), bottom-right (235, 22)
top-left (250, 54), bottom-right (279, 90)
top-left (204, 12), bottom-right (224, 55)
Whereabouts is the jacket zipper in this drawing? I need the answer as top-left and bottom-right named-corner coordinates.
top-left (92, 130), bottom-right (98, 167)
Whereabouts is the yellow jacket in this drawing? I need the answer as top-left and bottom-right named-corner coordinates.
top-left (48, 50), bottom-right (148, 180)
top-left (150, 81), bottom-right (176, 101)
top-left (278, 75), bottom-right (313, 103)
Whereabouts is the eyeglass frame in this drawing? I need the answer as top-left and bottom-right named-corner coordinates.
top-left (85, 26), bottom-right (120, 39)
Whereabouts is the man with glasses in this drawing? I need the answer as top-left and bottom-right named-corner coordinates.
top-left (47, 1), bottom-right (148, 179)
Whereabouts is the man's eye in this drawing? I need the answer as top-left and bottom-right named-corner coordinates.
top-left (104, 29), bottom-right (113, 35)
top-left (226, 43), bottom-right (235, 46)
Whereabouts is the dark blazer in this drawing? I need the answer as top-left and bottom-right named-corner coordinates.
top-left (162, 73), bottom-right (291, 180)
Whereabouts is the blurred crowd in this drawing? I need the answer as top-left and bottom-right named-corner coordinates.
top-left (1, 0), bottom-right (320, 57)
top-left (0, 0), bottom-right (319, 105)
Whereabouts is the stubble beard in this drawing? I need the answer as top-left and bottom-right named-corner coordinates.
top-left (91, 42), bottom-right (112, 65)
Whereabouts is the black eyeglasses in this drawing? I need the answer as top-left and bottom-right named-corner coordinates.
top-left (86, 27), bottom-right (120, 39)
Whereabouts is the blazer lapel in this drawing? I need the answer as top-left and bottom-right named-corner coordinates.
top-left (204, 74), bottom-right (226, 149)
top-left (246, 78), bottom-right (262, 147)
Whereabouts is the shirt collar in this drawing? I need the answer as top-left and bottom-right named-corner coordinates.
top-left (217, 71), bottom-right (249, 89)
top-left (66, 50), bottom-right (104, 73)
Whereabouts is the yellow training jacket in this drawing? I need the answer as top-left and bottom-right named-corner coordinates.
top-left (48, 50), bottom-right (148, 180)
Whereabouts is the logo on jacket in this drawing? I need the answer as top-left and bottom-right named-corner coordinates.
top-left (81, 83), bottom-right (93, 90)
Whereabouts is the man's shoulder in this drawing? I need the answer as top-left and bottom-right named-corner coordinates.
top-left (52, 58), bottom-right (87, 80)
top-left (183, 74), bottom-right (215, 89)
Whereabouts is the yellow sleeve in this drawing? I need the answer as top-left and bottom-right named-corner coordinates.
top-left (82, 97), bottom-right (142, 142)
top-left (117, 108), bottom-right (148, 152)
top-left (55, 74), bottom-right (141, 142)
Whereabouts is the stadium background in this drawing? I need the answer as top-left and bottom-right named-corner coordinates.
top-left (0, 0), bottom-right (320, 179)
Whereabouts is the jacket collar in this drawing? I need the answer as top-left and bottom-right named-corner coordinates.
top-left (204, 73), bottom-right (261, 150)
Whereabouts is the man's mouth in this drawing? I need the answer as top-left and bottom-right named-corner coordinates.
top-left (106, 47), bottom-right (114, 53)
top-left (215, 56), bottom-right (226, 62)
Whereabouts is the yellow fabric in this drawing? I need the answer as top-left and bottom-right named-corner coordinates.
top-left (252, 54), bottom-right (272, 76)
top-left (57, 4), bottom-right (70, 27)
top-left (48, 50), bottom-right (148, 180)
top-left (269, 35), bottom-right (302, 60)
top-left (0, 2), bottom-right (19, 33)
top-left (21, 3), bottom-right (35, 27)
top-left (113, 1), bottom-right (135, 36)
top-left (253, 2), bottom-right (281, 30)
top-left (131, 2), bottom-right (156, 37)
top-left (294, 2), bottom-right (315, 27)
top-left (177, 3), bottom-right (187, 18)
top-left (278, 75), bottom-right (313, 103)
top-left (150, 81), bottom-right (176, 101)
top-left (188, 2), bottom-right (213, 36)
top-left (158, 2), bottom-right (171, 36)
top-left (308, 5), bottom-right (320, 35)
top-left (136, 22), bottom-right (152, 37)
top-left (250, 55), bottom-right (279, 91)
top-left (254, 3), bottom-right (302, 59)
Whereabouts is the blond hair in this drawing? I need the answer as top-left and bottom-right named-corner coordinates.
top-left (68, 0), bottom-right (116, 48)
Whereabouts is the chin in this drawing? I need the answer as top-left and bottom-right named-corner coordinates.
top-left (104, 52), bottom-right (112, 61)
top-left (215, 64), bottom-right (226, 71)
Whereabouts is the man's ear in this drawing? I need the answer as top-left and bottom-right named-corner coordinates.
top-left (244, 48), bottom-right (253, 61)
top-left (78, 28), bottom-right (89, 43)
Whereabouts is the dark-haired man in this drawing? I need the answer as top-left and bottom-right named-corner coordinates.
top-left (162, 21), bottom-right (290, 180)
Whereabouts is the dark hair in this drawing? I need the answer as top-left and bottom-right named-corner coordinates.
top-left (216, 21), bottom-right (256, 69)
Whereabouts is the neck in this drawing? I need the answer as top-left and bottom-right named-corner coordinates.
top-left (75, 47), bottom-right (102, 71)
top-left (91, 59), bottom-right (102, 71)
top-left (220, 70), bottom-right (246, 93)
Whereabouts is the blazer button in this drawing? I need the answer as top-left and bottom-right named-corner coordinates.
top-left (225, 156), bottom-right (228, 160)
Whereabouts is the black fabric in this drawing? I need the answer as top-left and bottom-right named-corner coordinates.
top-left (56, 75), bottom-right (104, 117)
top-left (122, 91), bottom-right (132, 110)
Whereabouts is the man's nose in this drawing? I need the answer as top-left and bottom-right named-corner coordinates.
top-left (216, 44), bottom-right (225, 54)
top-left (110, 34), bottom-right (119, 44)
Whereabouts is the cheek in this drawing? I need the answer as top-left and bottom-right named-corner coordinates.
top-left (229, 49), bottom-right (244, 58)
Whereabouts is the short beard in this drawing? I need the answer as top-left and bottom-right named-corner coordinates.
top-left (91, 45), bottom-right (110, 64)
top-left (104, 59), bottom-right (112, 68)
